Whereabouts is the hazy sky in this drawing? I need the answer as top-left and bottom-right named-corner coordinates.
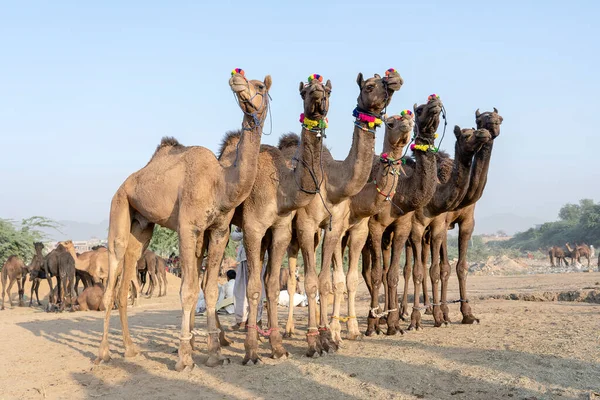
top-left (1, 0), bottom-right (599, 227)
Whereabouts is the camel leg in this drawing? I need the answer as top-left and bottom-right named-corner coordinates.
top-left (1, 273), bottom-right (8, 310)
top-left (147, 267), bottom-right (157, 298)
top-left (317, 228), bottom-right (339, 353)
top-left (366, 224), bottom-right (385, 336)
top-left (35, 280), bottom-right (41, 306)
top-left (330, 233), bottom-right (346, 344)
top-left (408, 225), bottom-right (425, 330)
top-left (456, 218), bottom-right (479, 324)
top-left (202, 227), bottom-right (231, 368)
top-left (421, 235), bottom-right (432, 315)
top-left (17, 276), bottom-right (24, 307)
top-left (263, 226), bottom-right (289, 359)
top-left (429, 220), bottom-right (445, 327)
top-left (360, 239), bottom-right (373, 297)
top-left (400, 242), bottom-right (413, 318)
top-left (6, 278), bottom-right (17, 308)
top-left (346, 224), bottom-right (368, 341)
top-left (242, 227), bottom-right (268, 365)
top-left (380, 231), bottom-right (392, 327)
top-left (131, 274), bottom-right (141, 306)
top-left (284, 234), bottom-right (299, 338)
top-left (299, 224), bottom-right (323, 357)
top-left (387, 226), bottom-right (410, 335)
top-left (440, 233), bottom-right (452, 323)
top-left (29, 279), bottom-right (35, 307)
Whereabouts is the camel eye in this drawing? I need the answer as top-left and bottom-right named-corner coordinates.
top-left (257, 84), bottom-right (265, 90)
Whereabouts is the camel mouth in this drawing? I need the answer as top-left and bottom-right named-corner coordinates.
top-left (229, 76), bottom-right (249, 94)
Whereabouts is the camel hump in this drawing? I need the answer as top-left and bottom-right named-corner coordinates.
top-left (217, 130), bottom-right (242, 160)
top-left (278, 133), bottom-right (300, 150)
top-left (158, 136), bottom-right (182, 149)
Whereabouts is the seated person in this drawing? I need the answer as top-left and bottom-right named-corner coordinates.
top-left (216, 269), bottom-right (236, 314)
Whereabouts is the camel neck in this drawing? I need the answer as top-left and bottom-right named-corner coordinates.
top-left (429, 142), bottom-right (474, 214)
top-left (325, 120), bottom-right (377, 203)
top-left (458, 141), bottom-right (494, 208)
top-left (221, 114), bottom-right (264, 209)
top-left (281, 126), bottom-right (324, 213)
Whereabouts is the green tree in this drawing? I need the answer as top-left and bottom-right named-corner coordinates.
top-left (558, 203), bottom-right (581, 223)
top-left (0, 216), bottom-right (61, 266)
top-left (148, 225), bottom-right (179, 257)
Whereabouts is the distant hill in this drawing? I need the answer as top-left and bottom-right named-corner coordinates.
top-left (473, 213), bottom-right (546, 236)
top-left (40, 219), bottom-right (109, 241)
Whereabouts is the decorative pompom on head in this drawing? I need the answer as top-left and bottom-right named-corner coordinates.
top-left (308, 74), bottom-right (323, 83)
top-left (231, 68), bottom-right (245, 77)
top-left (385, 68), bottom-right (397, 77)
top-left (428, 94), bottom-right (440, 101)
top-left (400, 109), bottom-right (413, 118)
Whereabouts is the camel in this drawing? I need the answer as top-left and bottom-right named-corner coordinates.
top-left (431, 108), bottom-right (504, 326)
top-left (575, 243), bottom-right (592, 267)
top-left (1, 255), bottom-right (27, 309)
top-left (75, 269), bottom-right (95, 294)
top-left (27, 242), bottom-right (46, 307)
top-left (360, 96), bottom-right (443, 336)
top-left (137, 250), bottom-right (167, 297)
top-left (74, 283), bottom-right (106, 311)
top-left (565, 243), bottom-right (586, 266)
top-left (318, 110), bottom-right (416, 344)
top-left (96, 70), bottom-right (272, 371)
top-left (59, 240), bottom-right (109, 286)
top-left (405, 124), bottom-right (492, 330)
top-left (549, 246), bottom-right (569, 267)
top-left (43, 245), bottom-right (76, 312)
top-left (282, 69), bottom-right (404, 356)
top-left (217, 73), bottom-right (331, 364)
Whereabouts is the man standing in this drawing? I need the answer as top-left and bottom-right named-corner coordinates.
top-left (230, 226), bottom-right (266, 329)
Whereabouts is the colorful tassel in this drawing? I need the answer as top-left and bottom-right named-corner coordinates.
top-left (428, 94), bottom-right (440, 101)
top-left (308, 74), bottom-right (323, 83)
top-left (385, 68), bottom-right (397, 76)
top-left (231, 68), bottom-right (245, 77)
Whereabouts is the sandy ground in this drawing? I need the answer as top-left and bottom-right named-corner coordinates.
top-left (1, 272), bottom-right (599, 400)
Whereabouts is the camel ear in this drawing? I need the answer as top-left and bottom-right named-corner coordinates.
top-left (413, 103), bottom-right (418, 113)
top-left (356, 73), bottom-right (364, 88)
top-left (299, 81), bottom-right (305, 94)
top-left (263, 75), bottom-right (272, 91)
top-left (475, 109), bottom-right (481, 118)
top-left (493, 107), bottom-right (498, 113)
top-left (325, 79), bottom-right (332, 91)
top-left (374, 73), bottom-right (381, 79)
top-left (454, 125), bottom-right (461, 137)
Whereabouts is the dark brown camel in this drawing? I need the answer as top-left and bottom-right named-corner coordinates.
top-left (434, 108), bottom-right (504, 326)
top-left (549, 246), bottom-right (568, 267)
top-left (361, 95), bottom-right (443, 336)
top-left (44, 243), bottom-right (77, 311)
top-left (575, 243), bottom-right (591, 267)
top-left (27, 242), bottom-right (46, 307)
top-left (137, 250), bottom-right (167, 297)
top-left (1, 255), bottom-right (27, 309)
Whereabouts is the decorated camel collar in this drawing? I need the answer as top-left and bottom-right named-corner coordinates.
top-left (353, 68), bottom-right (399, 133)
top-left (299, 74), bottom-right (329, 137)
top-left (410, 94), bottom-right (442, 153)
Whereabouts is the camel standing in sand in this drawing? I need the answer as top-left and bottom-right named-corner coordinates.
top-left (27, 242), bottom-right (46, 307)
top-left (43, 244), bottom-right (77, 311)
top-left (360, 96), bottom-right (443, 336)
top-left (549, 246), bottom-right (569, 267)
top-left (283, 69), bottom-right (404, 356)
top-left (405, 124), bottom-right (491, 330)
top-left (137, 249), bottom-right (167, 297)
top-left (431, 108), bottom-right (503, 326)
top-left (318, 110), bottom-right (415, 344)
top-left (217, 74), bottom-right (331, 364)
top-left (96, 70), bottom-right (271, 371)
top-left (575, 243), bottom-right (592, 267)
top-left (59, 241), bottom-right (109, 285)
top-left (1, 255), bottom-right (27, 309)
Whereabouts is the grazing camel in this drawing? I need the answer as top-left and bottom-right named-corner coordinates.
top-left (283, 69), bottom-right (404, 356)
top-left (27, 242), bottom-right (46, 307)
top-left (220, 73), bottom-right (331, 364)
top-left (361, 95), bottom-right (443, 336)
top-left (96, 70), bottom-right (272, 371)
top-left (549, 246), bottom-right (569, 267)
top-left (1, 255), bottom-right (27, 309)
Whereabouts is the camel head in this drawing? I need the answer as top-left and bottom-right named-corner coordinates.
top-left (356, 68), bottom-right (403, 117)
top-left (58, 240), bottom-right (76, 255)
top-left (299, 74), bottom-right (332, 121)
top-left (229, 68), bottom-right (272, 128)
top-left (475, 107), bottom-right (503, 139)
top-left (413, 94), bottom-right (443, 140)
top-left (383, 110), bottom-right (415, 149)
top-left (33, 242), bottom-right (44, 254)
top-left (453, 126), bottom-right (492, 156)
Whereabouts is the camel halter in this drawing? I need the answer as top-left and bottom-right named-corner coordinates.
top-left (230, 68), bottom-right (273, 167)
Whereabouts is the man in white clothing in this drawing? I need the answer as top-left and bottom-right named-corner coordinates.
top-left (216, 270), bottom-right (236, 314)
top-left (230, 226), bottom-right (266, 329)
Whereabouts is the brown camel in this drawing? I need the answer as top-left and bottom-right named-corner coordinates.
top-left (283, 69), bottom-right (404, 356)
top-left (1, 255), bottom-right (27, 309)
top-left (549, 246), bottom-right (568, 267)
top-left (73, 283), bottom-right (106, 311)
top-left (322, 110), bottom-right (416, 344)
top-left (565, 243), bottom-right (582, 266)
top-left (96, 70), bottom-right (272, 371)
top-left (60, 240), bottom-right (109, 285)
top-left (43, 245), bottom-right (76, 312)
top-left (575, 243), bottom-right (591, 267)
top-left (433, 108), bottom-right (503, 326)
top-left (27, 242), bottom-right (46, 307)
top-left (360, 96), bottom-right (443, 336)
top-left (219, 74), bottom-right (331, 364)
top-left (137, 250), bottom-right (167, 297)
top-left (406, 125), bottom-right (492, 330)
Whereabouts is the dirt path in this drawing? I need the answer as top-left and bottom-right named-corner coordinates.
top-left (1, 272), bottom-right (599, 400)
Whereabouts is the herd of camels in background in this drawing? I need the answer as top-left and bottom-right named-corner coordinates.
top-left (1, 67), bottom-right (596, 372)
top-left (546, 243), bottom-right (595, 267)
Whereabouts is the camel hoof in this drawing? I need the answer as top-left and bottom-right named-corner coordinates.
top-left (175, 360), bottom-right (195, 372)
top-left (461, 315), bottom-right (480, 324)
top-left (283, 331), bottom-right (294, 339)
top-left (364, 328), bottom-right (375, 337)
top-left (271, 347), bottom-right (289, 360)
top-left (242, 356), bottom-right (262, 366)
top-left (346, 332), bottom-right (363, 341)
top-left (124, 346), bottom-right (139, 358)
top-left (220, 337), bottom-right (233, 347)
top-left (424, 306), bottom-right (433, 315)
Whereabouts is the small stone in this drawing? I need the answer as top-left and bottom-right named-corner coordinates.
top-left (349, 373), bottom-right (357, 378)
